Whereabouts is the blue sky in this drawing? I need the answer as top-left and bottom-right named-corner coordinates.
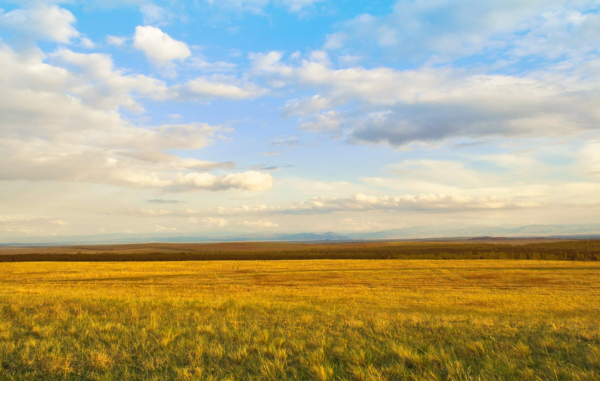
top-left (0, 0), bottom-right (599, 238)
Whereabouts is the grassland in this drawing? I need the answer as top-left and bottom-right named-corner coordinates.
top-left (0, 259), bottom-right (599, 380)
top-left (2, 239), bottom-right (600, 262)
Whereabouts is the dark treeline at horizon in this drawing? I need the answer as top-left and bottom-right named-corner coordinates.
top-left (1, 240), bottom-right (600, 262)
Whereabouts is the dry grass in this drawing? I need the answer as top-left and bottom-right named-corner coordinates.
top-left (0, 238), bottom-right (568, 255)
top-left (0, 259), bottom-right (598, 380)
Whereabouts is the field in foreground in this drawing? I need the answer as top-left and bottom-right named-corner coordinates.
top-left (0, 260), bottom-right (599, 380)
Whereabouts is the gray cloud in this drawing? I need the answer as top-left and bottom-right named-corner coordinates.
top-left (251, 51), bottom-right (600, 147)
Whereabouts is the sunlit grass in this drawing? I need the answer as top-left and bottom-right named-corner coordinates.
top-left (0, 260), bottom-right (598, 380)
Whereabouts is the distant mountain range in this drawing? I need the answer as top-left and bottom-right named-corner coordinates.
top-left (2, 224), bottom-right (600, 246)
top-left (345, 224), bottom-right (600, 240)
top-left (0, 231), bottom-right (351, 246)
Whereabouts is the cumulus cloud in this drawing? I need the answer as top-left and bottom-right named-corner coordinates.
top-left (79, 37), bottom-right (95, 49)
top-left (0, 42), bottom-right (272, 193)
top-left (106, 35), bottom-right (127, 46)
top-left (51, 48), bottom-right (171, 112)
top-left (299, 111), bottom-right (342, 133)
top-left (241, 219), bottom-right (279, 227)
top-left (3, 0), bottom-right (599, 238)
top-left (0, 44), bottom-right (214, 147)
top-left (53, 47), bottom-right (265, 105)
top-left (251, 51), bottom-right (600, 146)
top-left (191, 217), bottom-right (228, 228)
top-left (0, 142), bottom-right (272, 191)
top-left (119, 150), bottom-right (234, 170)
top-left (113, 190), bottom-right (541, 221)
top-left (0, 4), bottom-right (79, 43)
top-left (291, 193), bottom-right (539, 213)
top-left (0, 44), bottom-right (178, 139)
top-left (187, 57), bottom-right (237, 72)
top-left (174, 171), bottom-right (274, 191)
top-left (133, 26), bottom-right (191, 65)
top-left (179, 76), bottom-right (268, 100)
top-left (283, 95), bottom-right (335, 116)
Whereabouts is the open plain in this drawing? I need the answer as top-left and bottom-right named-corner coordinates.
top-left (0, 258), bottom-right (599, 380)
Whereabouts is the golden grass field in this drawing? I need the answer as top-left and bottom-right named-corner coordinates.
top-left (0, 259), bottom-right (599, 380)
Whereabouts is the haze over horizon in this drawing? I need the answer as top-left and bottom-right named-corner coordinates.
top-left (1, 0), bottom-right (600, 240)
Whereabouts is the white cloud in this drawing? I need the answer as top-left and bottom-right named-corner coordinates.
top-left (0, 43), bottom-right (271, 193)
top-left (213, 204), bottom-right (282, 214)
top-left (579, 141), bottom-right (600, 177)
top-left (279, 0), bottom-right (323, 13)
top-left (241, 219), bottom-right (279, 227)
top-left (0, 215), bottom-right (71, 235)
top-left (174, 171), bottom-right (274, 191)
top-left (0, 4), bottom-right (79, 43)
top-left (203, 0), bottom-right (322, 14)
top-left (193, 217), bottom-right (228, 228)
top-left (79, 37), bottom-right (95, 49)
top-left (323, 32), bottom-right (346, 50)
top-left (508, 7), bottom-right (600, 60)
top-left (106, 35), bottom-right (128, 46)
top-left (180, 76), bottom-right (268, 100)
top-left (283, 95), bottom-right (334, 116)
top-left (291, 193), bottom-right (539, 213)
top-left (53, 48), bottom-right (264, 106)
top-left (187, 56), bottom-right (237, 72)
top-left (251, 51), bottom-right (600, 146)
top-left (123, 190), bottom-right (541, 219)
top-left (299, 111), bottom-right (342, 133)
top-left (0, 140), bottom-right (273, 191)
top-left (154, 225), bottom-right (176, 232)
top-left (133, 26), bottom-right (191, 65)
top-left (140, 4), bottom-right (173, 26)
top-left (385, 160), bottom-right (489, 190)
top-left (51, 48), bottom-right (171, 112)
top-left (338, 54), bottom-right (362, 64)
top-left (125, 208), bottom-right (174, 217)
top-left (205, 0), bottom-right (269, 14)
top-left (2, 0), bottom-right (599, 237)
top-left (144, 123), bottom-right (221, 149)
top-left (324, 0), bottom-right (594, 62)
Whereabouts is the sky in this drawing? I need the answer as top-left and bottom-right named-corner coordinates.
top-left (0, 0), bottom-right (599, 239)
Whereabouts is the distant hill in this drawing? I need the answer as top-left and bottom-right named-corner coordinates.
top-left (0, 231), bottom-right (352, 246)
top-left (2, 224), bottom-right (600, 246)
top-left (346, 224), bottom-right (600, 240)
